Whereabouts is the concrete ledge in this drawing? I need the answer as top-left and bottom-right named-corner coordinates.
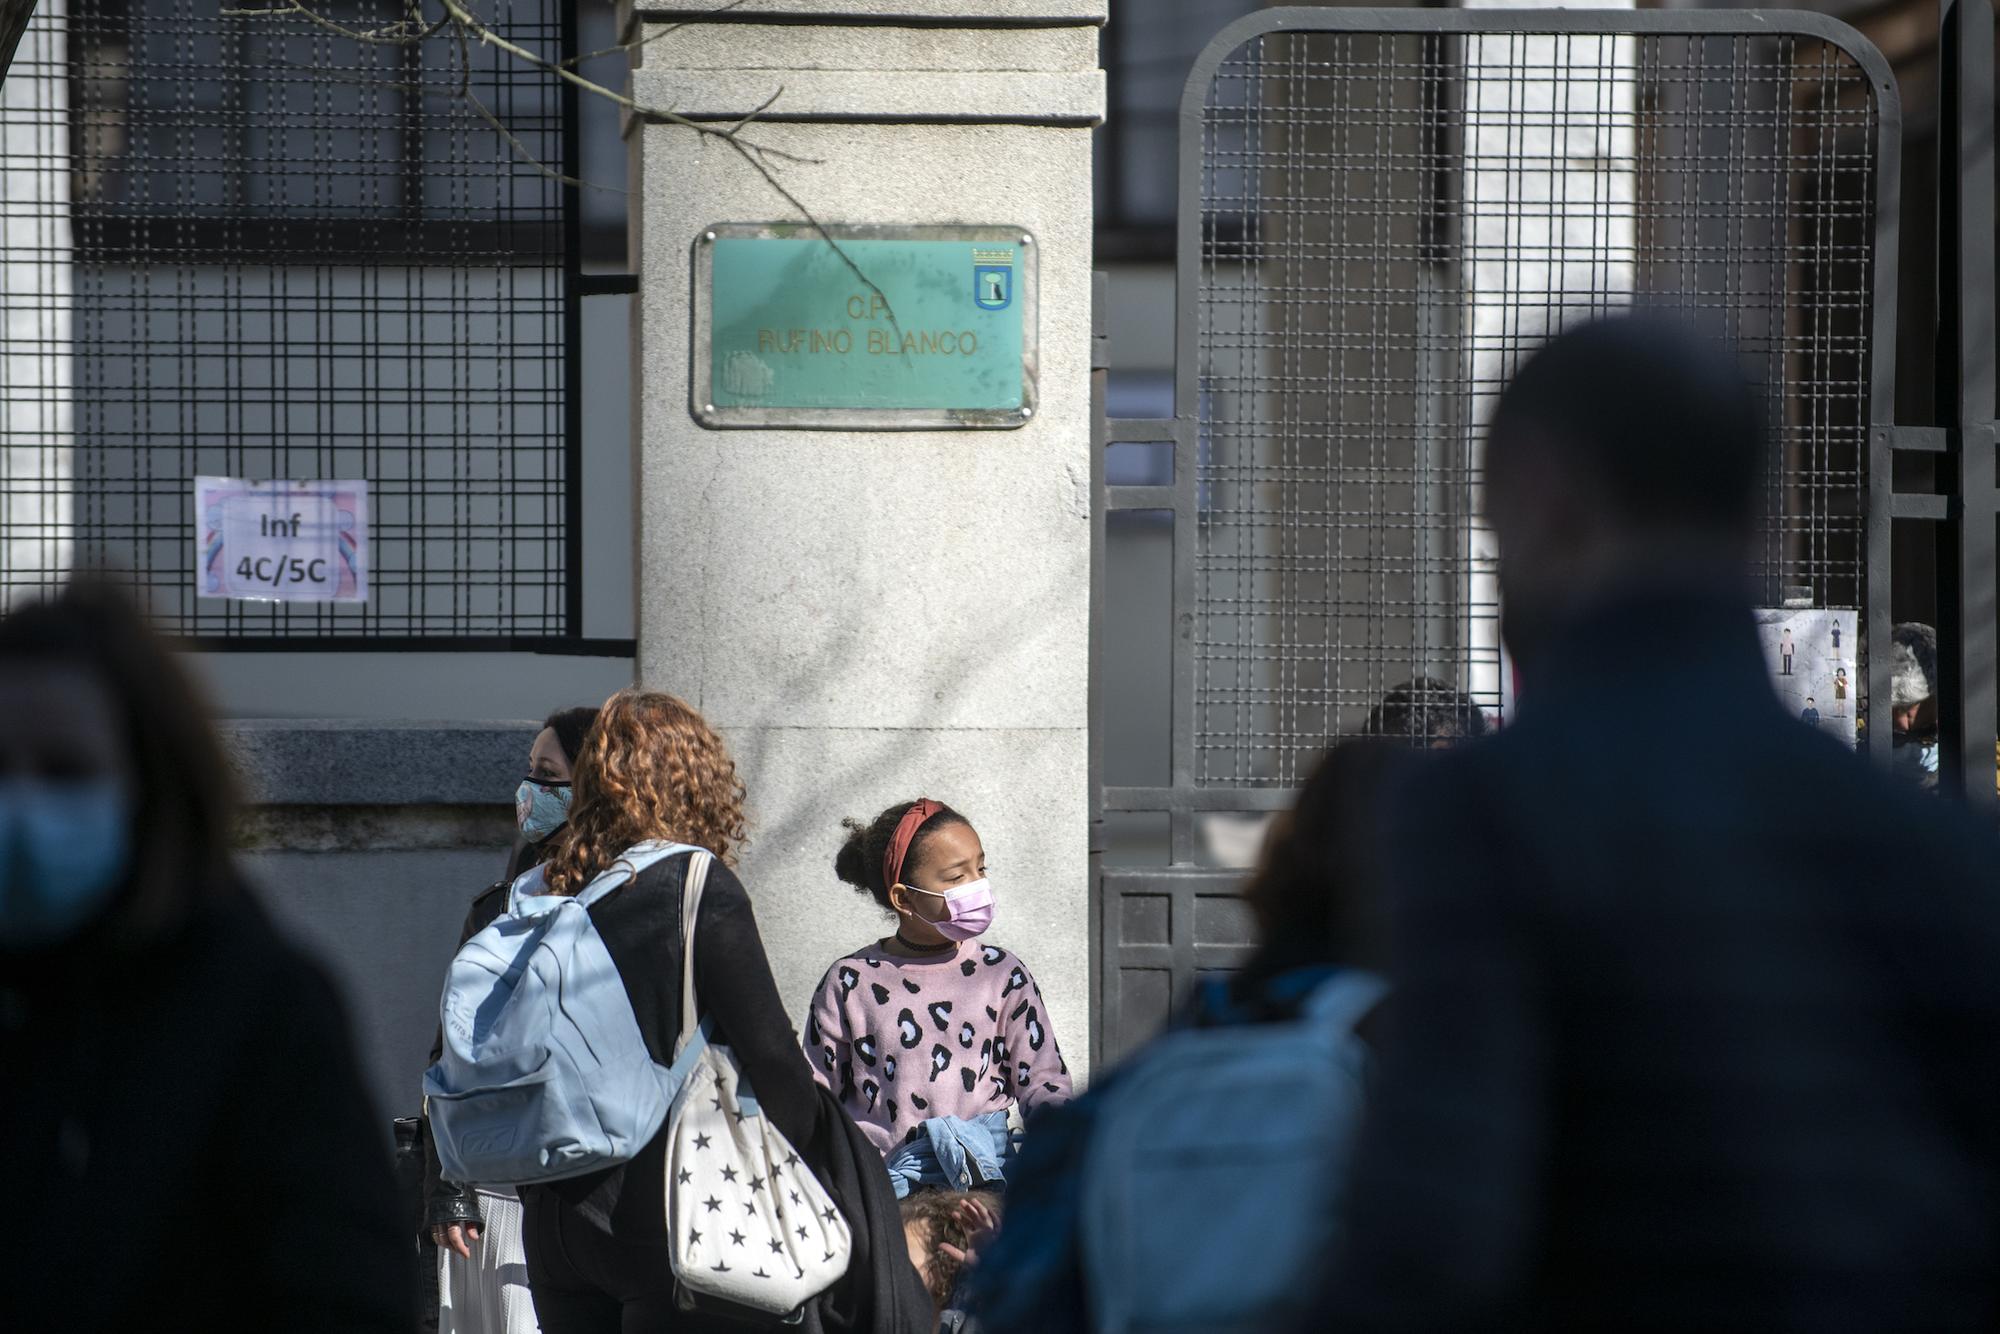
top-left (238, 804), bottom-right (516, 853)
top-left (632, 67), bottom-right (1105, 124)
top-left (641, 22), bottom-right (1098, 71)
top-left (219, 720), bottom-right (539, 806)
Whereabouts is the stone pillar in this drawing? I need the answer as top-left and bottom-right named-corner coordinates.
top-left (626, 2), bottom-right (1104, 1074)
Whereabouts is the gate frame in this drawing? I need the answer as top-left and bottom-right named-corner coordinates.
top-left (1930, 0), bottom-right (1999, 807)
top-left (1091, 6), bottom-right (1938, 1060)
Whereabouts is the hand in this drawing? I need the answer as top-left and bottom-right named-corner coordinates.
top-left (432, 1223), bottom-right (481, 1260)
top-left (937, 1196), bottom-right (998, 1268)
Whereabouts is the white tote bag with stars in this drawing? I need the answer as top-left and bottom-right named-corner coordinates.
top-left (665, 851), bottom-right (853, 1315)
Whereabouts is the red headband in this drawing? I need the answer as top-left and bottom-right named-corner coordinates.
top-left (884, 798), bottom-right (945, 891)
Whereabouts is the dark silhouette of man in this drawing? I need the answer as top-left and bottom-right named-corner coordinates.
top-left (1801, 696), bottom-right (1819, 727)
top-left (1325, 316), bottom-right (2000, 1331)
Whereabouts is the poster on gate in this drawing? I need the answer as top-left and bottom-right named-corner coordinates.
top-left (1755, 607), bottom-right (1857, 746)
top-left (194, 477), bottom-right (369, 603)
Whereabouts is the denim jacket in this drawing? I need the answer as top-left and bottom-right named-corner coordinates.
top-left (884, 1111), bottom-right (1017, 1199)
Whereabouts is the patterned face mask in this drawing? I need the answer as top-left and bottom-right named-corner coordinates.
top-left (515, 778), bottom-right (572, 842)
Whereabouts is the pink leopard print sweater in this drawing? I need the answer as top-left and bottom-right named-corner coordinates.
top-left (805, 938), bottom-right (1073, 1157)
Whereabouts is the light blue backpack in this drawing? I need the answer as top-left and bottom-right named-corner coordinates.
top-left (1077, 970), bottom-right (1386, 1333)
top-left (423, 841), bottom-right (704, 1186)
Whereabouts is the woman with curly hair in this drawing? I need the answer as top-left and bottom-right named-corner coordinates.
top-left (512, 690), bottom-right (825, 1331)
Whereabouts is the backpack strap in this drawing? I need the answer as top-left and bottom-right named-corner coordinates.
top-left (504, 864), bottom-right (549, 917)
top-left (570, 840), bottom-right (698, 910)
top-left (1301, 969), bottom-right (1388, 1034)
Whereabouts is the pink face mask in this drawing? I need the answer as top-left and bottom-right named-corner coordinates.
top-left (907, 878), bottom-right (995, 941)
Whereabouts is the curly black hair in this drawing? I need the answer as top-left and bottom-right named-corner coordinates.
top-left (834, 799), bottom-right (972, 912)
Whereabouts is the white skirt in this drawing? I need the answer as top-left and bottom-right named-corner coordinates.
top-left (439, 1187), bottom-right (541, 1334)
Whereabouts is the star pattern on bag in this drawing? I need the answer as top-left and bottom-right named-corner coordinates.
top-left (674, 1059), bottom-right (846, 1301)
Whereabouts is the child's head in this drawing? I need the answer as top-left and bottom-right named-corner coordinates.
top-left (900, 1190), bottom-right (988, 1311)
top-left (835, 798), bottom-right (989, 947)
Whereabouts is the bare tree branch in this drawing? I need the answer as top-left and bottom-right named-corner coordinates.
top-left (464, 91), bottom-right (590, 189)
top-left (225, 0), bottom-right (903, 331)
top-left (221, 1), bottom-right (439, 46)
top-left (723, 85), bottom-right (785, 139)
top-left (434, 0), bottom-right (817, 166)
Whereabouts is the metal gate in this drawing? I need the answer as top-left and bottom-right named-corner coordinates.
top-left (1091, 3), bottom-right (1998, 1062)
top-left (0, 0), bottom-right (621, 649)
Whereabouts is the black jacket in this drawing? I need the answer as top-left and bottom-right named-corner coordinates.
top-left (1327, 589), bottom-right (2000, 1332)
top-left (1, 888), bottom-right (414, 1331)
top-left (792, 1080), bottom-right (938, 1334)
top-left (526, 851), bottom-right (827, 1230)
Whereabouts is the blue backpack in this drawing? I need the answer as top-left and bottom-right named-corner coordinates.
top-left (423, 841), bottom-right (704, 1186)
top-left (1076, 970), bottom-right (1385, 1333)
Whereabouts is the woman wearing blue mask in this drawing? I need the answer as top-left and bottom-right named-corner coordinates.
top-left (0, 582), bottom-right (411, 1329)
top-left (424, 703), bottom-right (598, 1334)
top-left (509, 706), bottom-right (597, 880)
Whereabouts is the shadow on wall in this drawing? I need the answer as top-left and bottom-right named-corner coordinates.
top-left (245, 845), bottom-right (514, 1120)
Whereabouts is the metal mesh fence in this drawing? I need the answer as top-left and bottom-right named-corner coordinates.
top-left (0, 0), bottom-right (572, 639)
top-left (1192, 24), bottom-right (1880, 786)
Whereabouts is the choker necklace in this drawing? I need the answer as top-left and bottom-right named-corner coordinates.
top-left (894, 931), bottom-right (954, 955)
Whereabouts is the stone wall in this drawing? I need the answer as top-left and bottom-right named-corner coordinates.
top-left (222, 720), bottom-right (534, 1118)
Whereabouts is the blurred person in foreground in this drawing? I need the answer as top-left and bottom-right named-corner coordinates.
top-left (1323, 315), bottom-right (2000, 1332)
top-left (970, 742), bottom-right (1405, 1334)
top-left (0, 582), bottom-right (412, 1330)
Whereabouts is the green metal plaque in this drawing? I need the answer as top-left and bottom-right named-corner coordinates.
top-left (691, 223), bottom-right (1037, 430)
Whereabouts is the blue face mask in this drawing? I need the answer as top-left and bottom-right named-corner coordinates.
top-left (515, 779), bottom-right (572, 843)
top-left (0, 778), bottom-right (133, 949)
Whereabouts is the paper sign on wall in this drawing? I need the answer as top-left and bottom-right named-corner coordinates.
top-left (1756, 607), bottom-right (1857, 746)
top-left (195, 477), bottom-right (368, 603)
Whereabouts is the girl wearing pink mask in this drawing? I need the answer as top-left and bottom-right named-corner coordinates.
top-left (807, 798), bottom-right (1073, 1158)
